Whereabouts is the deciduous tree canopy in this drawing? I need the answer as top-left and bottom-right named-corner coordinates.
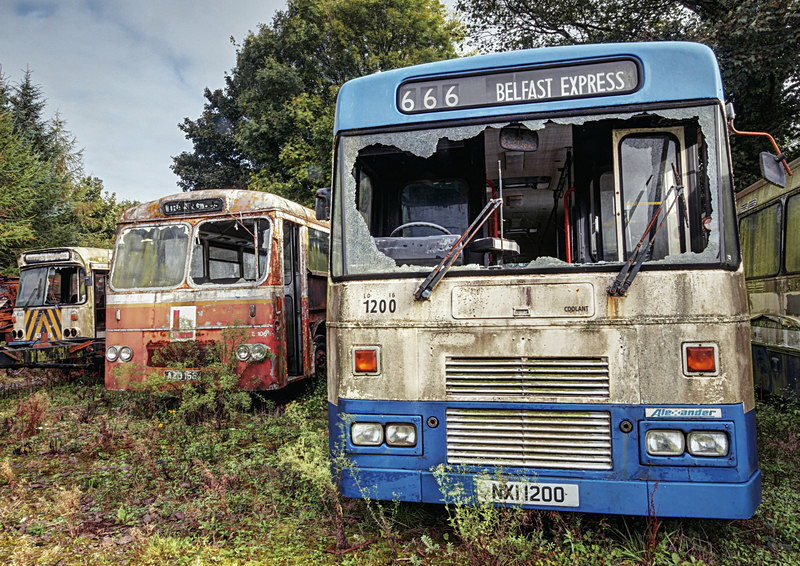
top-left (455, 0), bottom-right (800, 187)
top-left (171, 0), bottom-right (463, 206)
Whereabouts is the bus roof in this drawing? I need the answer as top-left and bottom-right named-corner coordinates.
top-left (18, 247), bottom-right (112, 268)
top-left (119, 189), bottom-right (327, 229)
top-left (335, 41), bottom-right (724, 133)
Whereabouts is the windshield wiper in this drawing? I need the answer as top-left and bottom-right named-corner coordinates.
top-left (608, 165), bottom-right (684, 297)
top-left (414, 198), bottom-right (502, 301)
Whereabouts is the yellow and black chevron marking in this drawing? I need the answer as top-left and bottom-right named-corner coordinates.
top-left (24, 308), bottom-right (62, 340)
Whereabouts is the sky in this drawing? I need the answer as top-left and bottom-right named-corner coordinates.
top-left (0, 0), bottom-right (286, 203)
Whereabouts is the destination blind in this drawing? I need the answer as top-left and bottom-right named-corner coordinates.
top-left (397, 59), bottom-right (640, 114)
top-left (162, 197), bottom-right (225, 216)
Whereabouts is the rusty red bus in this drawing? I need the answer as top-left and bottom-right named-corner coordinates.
top-left (104, 189), bottom-right (329, 390)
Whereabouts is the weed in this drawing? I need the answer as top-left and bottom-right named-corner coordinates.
top-left (277, 401), bottom-right (349, 550)
top-left (432, 464), bottom-right (540, 565)
top-left (0, 456), bottom-right (22, 497)
top-left (12, 389), bottom-right (50, 439)
top-left (55, 485), bottom-right (82, 537)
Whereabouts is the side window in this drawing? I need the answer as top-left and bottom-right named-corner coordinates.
top-left (190, 218), bottom-right (271, 285)
top-left (740, 203), bottom-right (781, 278)
top-left (785, 194), bottom-right (800, 274)
top-left (308, 228), bottom-right (329, 273)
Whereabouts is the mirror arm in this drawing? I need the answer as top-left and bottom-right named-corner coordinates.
top-left (728, 119), bottom-right (793, 176)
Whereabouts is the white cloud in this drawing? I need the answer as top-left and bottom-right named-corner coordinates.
top-left (0, 0), bottom-right (285, 203)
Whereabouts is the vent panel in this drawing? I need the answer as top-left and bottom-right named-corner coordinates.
top-left (446, 357), bottom-right (610, 399)
top-left (446, 408), bottom-right (613, 470)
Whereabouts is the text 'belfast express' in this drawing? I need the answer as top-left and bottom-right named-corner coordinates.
top-left (397, 58), bottom-right (639, 114)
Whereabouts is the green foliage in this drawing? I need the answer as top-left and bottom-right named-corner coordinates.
top-left (134, 329), bottom-right (254, 426)
top-left (172, 0), bottom-right (463, 206)
top-left (277, 399), bottom-right (349, 549)
top-left (0, 69), bottom-right (123, 273)
top-left (455, 0), bottom-right (800, 188)
top-left (432, 465), bottom-right (545, 564)
top-left (72, 176), bottom-right (132, 249)
top-left (1, 380), bottom-right (799, 564)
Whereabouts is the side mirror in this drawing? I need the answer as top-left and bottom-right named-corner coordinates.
top-left (500, 125), bottom-right (539, 152)
top-left (315, 187), bottom-right (331, 221)
top-left (759, 152), bottom-right (786, 188)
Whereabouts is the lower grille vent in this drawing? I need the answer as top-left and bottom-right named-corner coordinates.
top-left (446, 408), bottom-right (612, 470)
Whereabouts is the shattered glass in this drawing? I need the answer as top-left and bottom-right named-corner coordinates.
top-left (331, 105), bottom-right (731, 278)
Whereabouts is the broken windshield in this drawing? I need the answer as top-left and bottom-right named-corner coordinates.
top-left (331, 104), bottom-right (737, 278)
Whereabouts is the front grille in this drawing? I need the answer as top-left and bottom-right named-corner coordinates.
top-left (446, 408), bottom-right (612, 470)
top-left (446, 357), bottom-right (610, 399)
top-left (147, 340), bottom-right (215, 367)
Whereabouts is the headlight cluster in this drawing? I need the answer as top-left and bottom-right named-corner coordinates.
top-left (645, 429), bottom-right (728, 457)
top-left (106, 345), bottom-right (133, 363)
top-left (351, 422), bottom-right (417, 447)
top-left (235, 343), bottom-right (271, 362)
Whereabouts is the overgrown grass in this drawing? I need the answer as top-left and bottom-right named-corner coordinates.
top-left (0, 373), bottom-right (798, 565)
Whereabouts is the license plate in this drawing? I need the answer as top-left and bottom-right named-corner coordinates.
top-left (164, 369), bottom-right (200, 382)
top-left (476, 479), bottom-right (580, 507)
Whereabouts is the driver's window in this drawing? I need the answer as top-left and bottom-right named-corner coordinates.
top-left (46, 266), bottom-right (85, 305)
top-left (614, 129), bottom-right (684, 261)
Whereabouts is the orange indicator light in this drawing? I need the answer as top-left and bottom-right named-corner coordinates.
top-left (686, 346), bottom-right (716, 373)
top-left (354, 349), bottom-right (378, 373)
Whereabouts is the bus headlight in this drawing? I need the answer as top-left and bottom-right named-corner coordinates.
top-left (118, 346), bottom-right (133, 363)
top-left (105, 346), bottom-right (119, 362)
top-left (687, 430), bottom-right (728, 457)
top-left (251, 343), bottom-right (269, 362)
top-left (351, 422), bottom-right (384, 446)
top-left (645, 429), bottom-right (685, 456)
top-left (235, 344), bottom-right (251, 362)
top-left (385, 423), bottom-right (417, 447)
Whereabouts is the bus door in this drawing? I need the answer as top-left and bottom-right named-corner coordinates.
top-left (282, 220), bottom-right (303, 377)
top-left (94, 271), bottom-right (108, 337)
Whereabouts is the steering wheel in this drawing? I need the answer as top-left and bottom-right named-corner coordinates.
top-left (389, 222), bottom-right (452, 237)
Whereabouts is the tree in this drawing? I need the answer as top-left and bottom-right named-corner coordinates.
top-left (172, 0), bottom-right (463, 205)
top-left (72, 176), bottom-right (132, 249)
top-left (0, 111), bottom-right (70, 274)
top-left (455, 0), bottom-right (800, 187)
top-left (0, 70), bottom-right (123, 273)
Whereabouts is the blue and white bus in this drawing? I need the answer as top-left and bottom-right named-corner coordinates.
top-left (322, 42), bottom-right (761, 519)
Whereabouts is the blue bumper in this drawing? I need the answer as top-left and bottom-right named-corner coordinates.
top-left (330, 399), bottom-right (762, 519)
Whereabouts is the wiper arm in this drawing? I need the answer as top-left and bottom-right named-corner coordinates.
top-left (608, 165), bottom-right (684, 297)
top-left (414, 198), bottom-right (502, 301)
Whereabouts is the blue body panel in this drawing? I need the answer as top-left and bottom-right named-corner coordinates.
top-left (330, 399), bottom-right (761, 519)
top-left (335, 42), bottom-right (723, 133)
